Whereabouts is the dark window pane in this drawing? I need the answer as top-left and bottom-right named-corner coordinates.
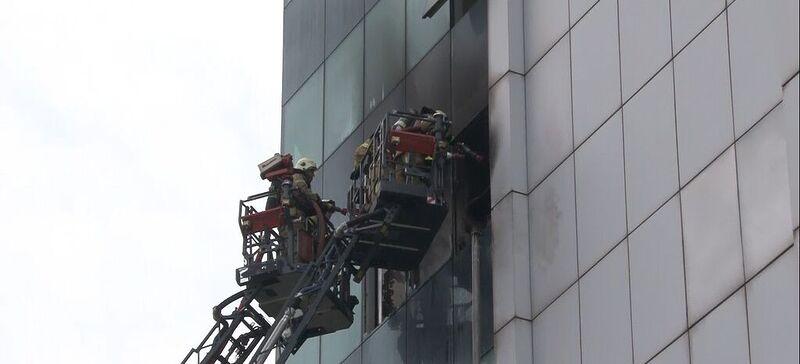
top-left (363, 268), bottom-right (379, 333)
top-left (450, 114), bottom-right (491, 362)
top-left (324, 21), bottom-right (364, 159)
top-left (364, 81), bottom-right (406, 134)
top-left (286, 336), bottom-right (320, 364)
top-left (451, 0), bottom-right (487, 135)
top-left (453, 0), bottom-right (481, 22)
top-left (364, 0), bottom-right (405, 115)
top-left (283, 0), bottom-right (324, 103)
top-left (326, 0), bottom-right (364, 56)
top-left (452, 239), bottom-right (473, 364)
top-left (418, 202), bottom-right (453, 283)
top-left (283, 67), bottom-right (324, 163)
top-left (406, 33), bottom-right (452, 116)
top-left (406, 0), bottom-right (450, 69)
top-left (479, 226), bottom-right (493, 356)
top-left (407, 262), bottom-right (454, 363)
top-left (362, 305), bottom-right (407, 364)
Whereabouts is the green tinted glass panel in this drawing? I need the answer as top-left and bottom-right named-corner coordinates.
top-left (284, 66), bottom-right (324, 163)
top-left (325, 0), bottom-right (363, 56)
top-left (286, 336), bottom-right (320, 364)
top-left (406, 0), bottom-right (450, 69)
top-left (283, 0), bottom-right (324, 103)
top-left (322, 128), bottom-right (363, 215)
top-left (364, 0), bottom-right (405, 115)
top-left (324, 21), bottom-right (364, 159)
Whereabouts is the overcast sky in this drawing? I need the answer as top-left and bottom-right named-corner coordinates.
top-left (0, 0), bottom-right (283, 362)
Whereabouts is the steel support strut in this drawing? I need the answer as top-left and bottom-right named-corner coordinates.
top-left (275, 234), bottom-right (359, 363)
top-left (248, 208), bottom-right (391, 364)
top-left (181, 288), bottom-right (271, 364)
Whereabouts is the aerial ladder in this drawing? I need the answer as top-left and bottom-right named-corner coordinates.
top-left (182, 110), bottom-right (480, 364)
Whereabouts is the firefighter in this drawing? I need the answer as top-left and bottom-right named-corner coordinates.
top-left (393, 107), bottom-right (449, 183)
top-left (280, 157), bottom-right (327, 263)
top-left (393, 106), bottom-right (439, 134)
top-left (291, 157), bottom-right (320, 208)
top-left (291, 157), bottom-right (343, 218)
top-left (351, 139), bottom-right (372, 180)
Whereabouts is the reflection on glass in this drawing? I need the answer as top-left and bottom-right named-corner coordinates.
top-left (283, 0), bottom-right (325, 102)
top-left (363, 305), bottom-right (407, 364)
top-left (379, 269), bottom-right (407, 322)
top-left (284, 67), bottom-right (324, 163)
top-left (365, 0), bottom-right (405, 115)
top-left (324, 21), bottom-right (364, 159)
top-left (407, 262), bottom-right (454, 363)
top-left (407, 0), bottom-right (450, 70)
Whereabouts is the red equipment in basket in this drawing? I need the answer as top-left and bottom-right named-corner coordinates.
top-left (388, 130), bottom-right (436, 156)
top-left (258, 153), bottom-right (295, 181)
top-left (240, 207), bottom-right (284, 235)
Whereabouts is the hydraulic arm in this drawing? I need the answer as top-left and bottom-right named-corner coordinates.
top-left (182, 209), bottom-right (394, 364)
top-left (183, 110), bottom-right (481, 364)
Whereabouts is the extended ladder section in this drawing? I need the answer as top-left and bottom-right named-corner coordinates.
top-left (183, 111), bottom-right (459, 364)
top-left (182, 207), bottom-right (392, 364)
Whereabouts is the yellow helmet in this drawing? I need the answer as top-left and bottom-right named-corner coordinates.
top-left (294, 157), bottom-right (318, 171)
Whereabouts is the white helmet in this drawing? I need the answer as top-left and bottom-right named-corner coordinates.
top-left (295, 157), bottom-right (318, 171)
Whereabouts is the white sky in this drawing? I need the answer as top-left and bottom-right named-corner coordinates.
top-left (0, 0), bottom-right (283, 362)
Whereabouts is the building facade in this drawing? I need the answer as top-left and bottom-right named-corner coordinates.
top-left (281, 0), bottom-right (799, 362)
top-left (281, 0), bottom-right (492, 363)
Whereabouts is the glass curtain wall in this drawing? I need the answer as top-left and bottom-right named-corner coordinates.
top-left (281, 0), bottom-right (489, 362)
